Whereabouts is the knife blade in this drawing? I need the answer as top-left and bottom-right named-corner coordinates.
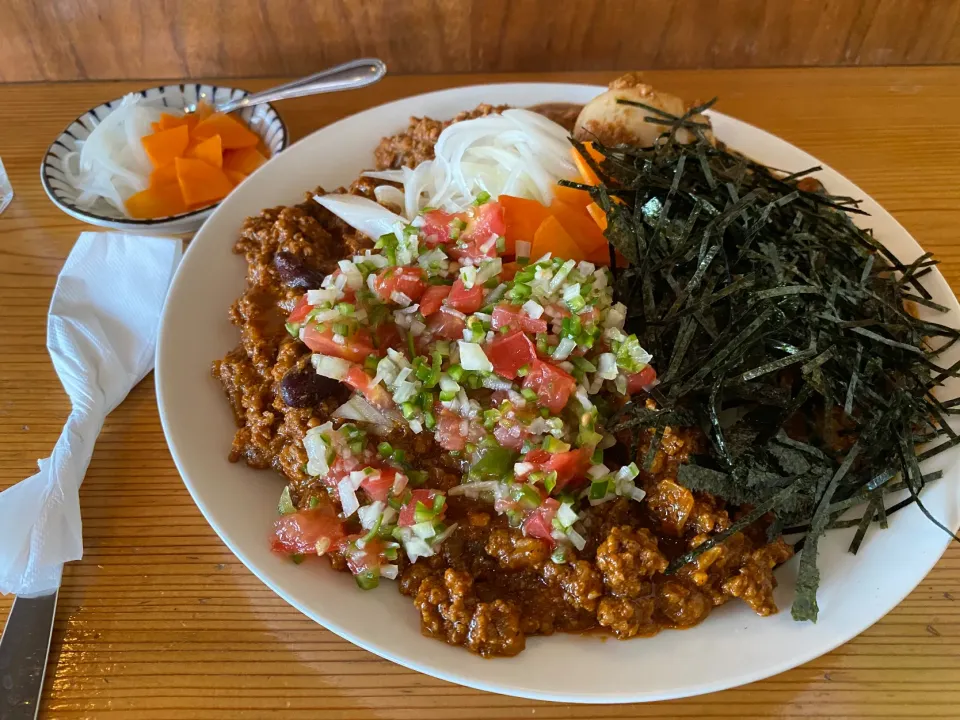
top-left (0, 591), bottom-right (58, 720)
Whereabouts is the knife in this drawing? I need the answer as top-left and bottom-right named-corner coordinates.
top-left (0, 591), bottom-right (58, 720)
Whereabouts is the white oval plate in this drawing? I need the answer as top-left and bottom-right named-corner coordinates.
top-left (156, 83), bottom-right (960, 703)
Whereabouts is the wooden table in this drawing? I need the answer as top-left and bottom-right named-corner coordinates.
top-left (1, 67), bottom-right (959, 720)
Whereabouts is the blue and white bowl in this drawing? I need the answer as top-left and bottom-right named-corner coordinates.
top-left (41, 83), bottom-right (288, 234)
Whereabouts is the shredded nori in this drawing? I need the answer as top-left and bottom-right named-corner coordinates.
top-left (575, 99), bottom-right (960, 621)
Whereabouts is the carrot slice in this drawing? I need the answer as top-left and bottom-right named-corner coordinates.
top-left (553, 180), bottom-right (592, 209)
top-left (126, 183), bottom-right (188, 219)
top-left (222, 147), bottom-right (267, 176)
top-left (149, 163), bottom-right (178, 186)
top-left (185, 134), bottom-right (223, 168)
top-left (571, 147), bottom-right (601, 186)
top-left (500, 195), bottom-right (553, 255)
top-left (531, 215), bottom-right (587, 263)
top-left (174, 157), bottom-right (234, 206)
top-left (142, 125), bottom-right (190, 168)
top-left (549, 200), bottom-right (608, 258)
top-left (192, 113), bottom-right (259, 149)
top-left (150, 121), bottom-right (162, 133)
top-left (192, 102), bottom-right (215, 122)
top-left (224, 169), bottom-right (248, 186)
top-left (586, 202), bottom-right (608, 231)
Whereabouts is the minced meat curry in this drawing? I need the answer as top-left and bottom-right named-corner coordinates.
top-left (212, 102), bottom-right (793, 657)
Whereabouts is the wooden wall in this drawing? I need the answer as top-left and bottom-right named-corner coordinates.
top-left (2, 0), bottom-right (959, 83)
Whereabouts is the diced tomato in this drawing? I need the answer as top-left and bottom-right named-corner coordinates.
top-left (343, 536), bottom-right (385, 576)
top-left (425, 307), bottom-right (467, 340)
top-left (272, 508), bottom-right (345, 555)
top-left (288, 294), bottom-right (312, 324)
top-left (449, 202), bottom-right (506, 260)
top-left (419, 284), bottom-right (452, 317)
top-left (500, 261), bottom-right (520, 282)
top-left (360, 467), bottom-right (398, 503)
top-left (398, 489), bottom-right (445, 527)
top-left (446, 277), bottom-right (485, 314)
top-left (374, 266), bottom-right (427, 303)
top-left (302, 325), bottom-right (376, 364)
top-left (487, 329), bottom-right (537, 379)
top-left (523, 448), bottom-right (590, 491)
top-left (522, 498), bottom-right (560, 542)
top-left (421, 209), bottom-right (466, 246)
top-left (344, 365), bottom-right (393, 409)
top-left (523, 360), bottom-right (576, 413)
top-left (493, 422), bottom-right (528, 451)
top-left (579, 306), bottom-right (600, 325)
top-left (626, 365), bottom-right (658, 394)
top-left (436, 409), bottom-right (468, 451)
top-left (491, 303), bottom-right (548, 335)
top-left (374, 323), bottom-right (402, 353)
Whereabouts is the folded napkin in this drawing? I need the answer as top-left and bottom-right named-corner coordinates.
top-left (0, 232), bottom-right (182, 596)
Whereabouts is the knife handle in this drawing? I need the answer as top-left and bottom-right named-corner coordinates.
top-left (0, 591), bottom-right (58, 720)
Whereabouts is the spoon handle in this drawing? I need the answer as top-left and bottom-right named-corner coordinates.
top-left (217, 58), bottom-right (387, 114)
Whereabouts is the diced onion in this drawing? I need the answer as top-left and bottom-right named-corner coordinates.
top-left (552, 337), bottom-right (577, 361)
top-left (312, 354), bottom-right (351, 380)
top-left (522, 300), bottom-right (544, 319)
top-left (380, 564), bottom-right (399, 580)
top-left (338, 478), bottom-right (360, 517)
top-left (515, 241), bottom-right (532, 259)
top-left (358, 501), bottom-right (385, 530)
top-left (458, 342), bottom-right (493, 372)
top-left (597, 353), bottom-right (618, 380)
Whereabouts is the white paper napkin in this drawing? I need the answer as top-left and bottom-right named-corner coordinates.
top-left (0, 232), bottom-right (182, 596)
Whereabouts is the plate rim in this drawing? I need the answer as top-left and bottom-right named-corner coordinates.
top-left (156, 81), bottom-right (960, 703)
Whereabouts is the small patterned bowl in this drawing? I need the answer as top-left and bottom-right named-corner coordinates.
top-left (41, 83), bottom-right (289, 235)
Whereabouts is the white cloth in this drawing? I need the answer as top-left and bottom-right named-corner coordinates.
top-left (0, 232), bottom-right (182, 596)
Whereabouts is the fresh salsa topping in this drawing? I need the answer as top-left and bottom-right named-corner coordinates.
top-left (274, 197), bottom-right (655, 587)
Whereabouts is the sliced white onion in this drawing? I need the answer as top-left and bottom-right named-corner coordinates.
top-left (314, 193), bottom-right (404, 241)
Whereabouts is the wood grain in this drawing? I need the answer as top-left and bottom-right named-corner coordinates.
top-left (2, 1), bottom-right (960, 82)
top-left (1, 66), bottom-right (960, 718)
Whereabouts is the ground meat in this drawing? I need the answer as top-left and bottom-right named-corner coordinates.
top-left (415, 569), bottom-right (475, 646)
top-left (597, 596), bottom-right (658, 639)
top-left (721, 538), bottom-right (794, 615)
top-left (415, 568), bottom-right (525, 657)
top-left (596, 526), bottom-right (668, 598)
top-left (646, 478), bottom-right (695, 536)
top-left (374, 104), bottom-right (510, 169)
top-left (657, 579), bottom-right (712, 627)
top-left (542, 560), bottom-right (603, 613)
top-left (467, 600), bottom-right (525, 657)
top-left (399, 564), bottom-right (435, 597)
top-left (526, 103), bottom-right (583, 132)
top-left (485, 528), bottom-right (551, 570)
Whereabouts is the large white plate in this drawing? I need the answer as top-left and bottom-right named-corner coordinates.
top-left (156, 83), bottom-right (960, 703)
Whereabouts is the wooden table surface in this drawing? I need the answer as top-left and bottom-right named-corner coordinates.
top-left (2, 67), bottom-right (960, 720)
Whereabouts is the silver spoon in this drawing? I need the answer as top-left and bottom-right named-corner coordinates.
top-left (186, 58), bottom-right (387, 114)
